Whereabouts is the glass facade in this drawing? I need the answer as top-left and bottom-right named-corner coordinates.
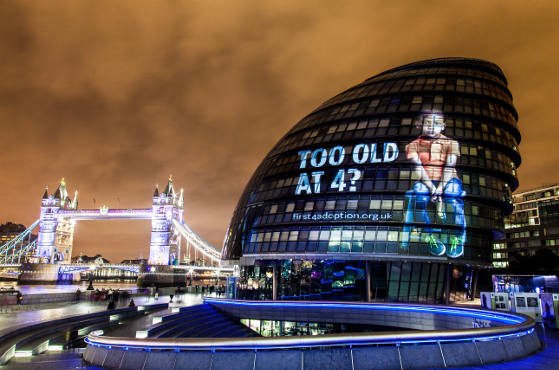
top-left (224, 58), bottom-right (520, 303)
top-left (493, 185), bottom-right (559, 269)
top-left (239, 318), bottom-right (412, 337)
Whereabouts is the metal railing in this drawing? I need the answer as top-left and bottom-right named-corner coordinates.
top-left (86, 300), bottom-right (536, 352)
top-left (172, 219), bottom-right (222, 263)
top-left (0, 220), bottom-right (40, 264)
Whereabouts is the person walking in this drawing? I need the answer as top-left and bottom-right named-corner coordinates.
top-left (107, 300), bottom-right (116, 310)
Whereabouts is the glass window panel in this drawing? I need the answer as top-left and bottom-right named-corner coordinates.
top-left (288, 231), bottom-right (299, 241)
top-left (342, 230), bottom-right (353, 241)
top-left (376, 230), bottom-right (388, 241)
top-left (381, 200), bottom-right (393, 210)
top-left (330, 229), bottom-right (342, 242)
top-left (325, 200), bottom-right (336, 210)
top-left (347, 200), bottom-right (358, 209)
top-left (353, 230), bottom-right (364, 241)
top-left (370, 200), bottom-right (381, 209)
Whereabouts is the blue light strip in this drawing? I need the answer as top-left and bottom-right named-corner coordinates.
top-left (85, 328), bottom-right (535, 352)
top-left (203, 299), bottom-right (525, 325)
top-left (85, 300), bottom-right (534, 354)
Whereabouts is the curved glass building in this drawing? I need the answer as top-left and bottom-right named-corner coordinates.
top-left (223, 58), bottom-right (520, 303)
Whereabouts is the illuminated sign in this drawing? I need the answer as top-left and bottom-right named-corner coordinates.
top-left (295, 142), bottom-right (398, 195)
top-left (292, 113), bottom-right (466, 258)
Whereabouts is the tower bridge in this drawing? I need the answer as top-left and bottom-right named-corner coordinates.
top-left (0, 177), bottom-right (228, 280)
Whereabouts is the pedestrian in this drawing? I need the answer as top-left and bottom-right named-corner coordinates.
top-left (107, 300), bottom-right (115, 310)
top-left (128, 298), bottom-right (135, 308)
top-left (154, 287), bottom-right (159, 301)
top-left (170, 294), bottom-right (174, 303)
top-left (75, 288), bottom-right (81, 301)
top-left (16, 291), bottom-right (23, 305)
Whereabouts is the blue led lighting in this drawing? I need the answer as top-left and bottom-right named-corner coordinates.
top-left (202, 299), bottom-right (525, 325)
top-left (85, 300), bottom-right (533, 354)
top-left (85, 328), bottom-right (534, 352)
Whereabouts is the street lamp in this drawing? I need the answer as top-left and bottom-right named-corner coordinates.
top-left (87, 265), bottom-right (96, 290)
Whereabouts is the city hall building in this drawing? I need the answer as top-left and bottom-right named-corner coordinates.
top-left (222, 58), bottom-right (520, 304)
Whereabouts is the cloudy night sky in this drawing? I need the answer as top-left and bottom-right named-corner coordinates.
top-left (1, 1), bottom-right (558, 262)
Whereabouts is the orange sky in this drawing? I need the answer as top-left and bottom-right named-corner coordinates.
top-left (1, 1), bottom-right (558, 262)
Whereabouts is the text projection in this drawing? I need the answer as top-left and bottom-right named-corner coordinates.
top-left (295, 143), bottom-right (398, 195)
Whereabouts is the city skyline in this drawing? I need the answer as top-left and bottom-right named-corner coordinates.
top-left (1, 1), bottom-right (558, 261)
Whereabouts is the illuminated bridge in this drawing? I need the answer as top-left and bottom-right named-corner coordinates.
top-left (0, 177), bottom-right (228, 277)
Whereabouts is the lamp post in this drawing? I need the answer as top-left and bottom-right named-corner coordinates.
top-left (87, 265), bottom-right (96, 290)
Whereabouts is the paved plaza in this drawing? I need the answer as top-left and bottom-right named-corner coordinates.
top-left (1, 297), bottom-right (556, 369)
top-left (0, 293), bottom-right (204, 336)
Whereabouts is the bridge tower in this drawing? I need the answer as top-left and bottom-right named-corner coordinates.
top-left (36, 178), bottom-right (77, 263)
top-left (149, 176), bottom-right (184, 265)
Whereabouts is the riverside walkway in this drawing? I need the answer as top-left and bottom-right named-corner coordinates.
top-left (0, 293), bottom-right (207, 368)
top-left (0, 296), bottom-right (159, 334)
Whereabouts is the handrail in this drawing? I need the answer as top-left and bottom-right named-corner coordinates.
top-left (203, 298), bottom-right (526, 324)
top-left (86, 300), bottom-right (536, 351)
top-left (86, 325), bottom-right (535, 351)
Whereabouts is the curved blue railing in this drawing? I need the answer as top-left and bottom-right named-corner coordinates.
top-left (86, 299), bottom-right (536, 352)
top-left (203, 298), bottom-right (526, 325)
